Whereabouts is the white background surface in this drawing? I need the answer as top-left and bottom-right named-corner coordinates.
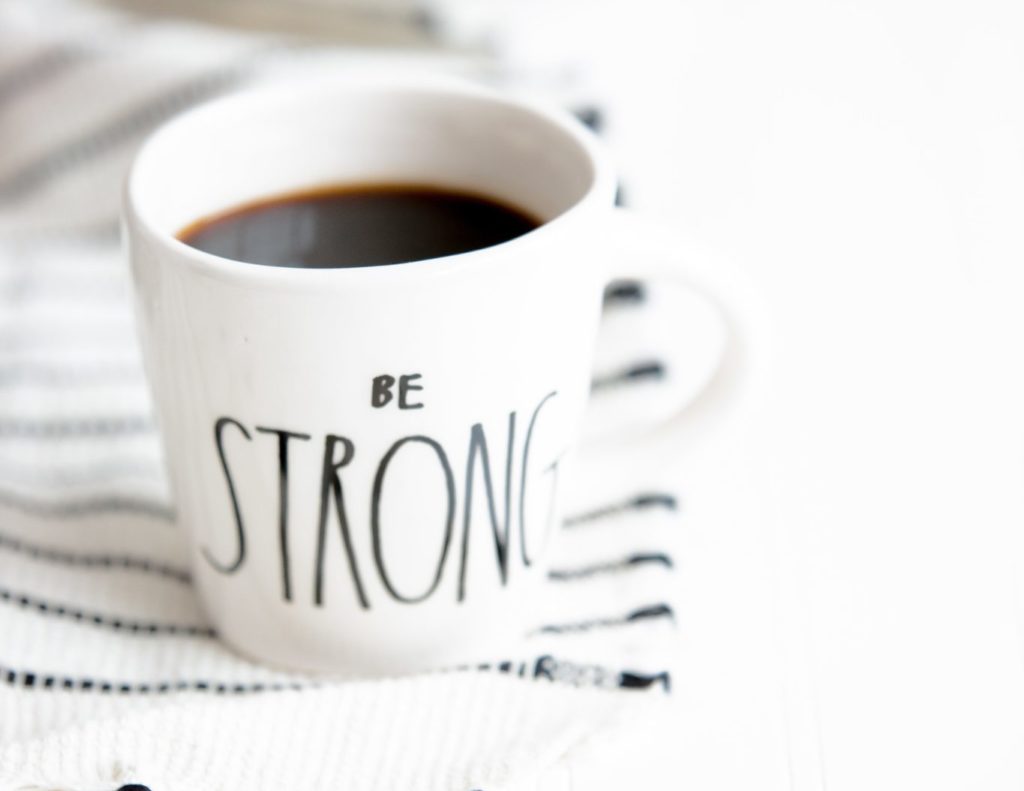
top-left (7, 1), bottom-right (1024, 786)
top-left (106, 1), bottom-right (1024, 784)
top-left (552, 0), bottom-right (1024, 788)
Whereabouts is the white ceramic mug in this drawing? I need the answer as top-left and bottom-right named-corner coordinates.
top-left (125, 79), bottom-right (759, 675)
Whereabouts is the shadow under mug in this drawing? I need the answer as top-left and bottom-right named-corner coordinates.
top-left (125, 78), bottom-right (761, 675)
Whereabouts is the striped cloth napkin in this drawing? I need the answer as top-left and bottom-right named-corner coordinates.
top-left (0, 2), bottom-right (700, 788)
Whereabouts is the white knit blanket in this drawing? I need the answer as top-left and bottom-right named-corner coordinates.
top-left (0, 3), bottom-right (692, 788)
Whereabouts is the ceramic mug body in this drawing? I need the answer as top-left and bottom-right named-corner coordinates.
top-left (125, 81), bottom-right (618, 675)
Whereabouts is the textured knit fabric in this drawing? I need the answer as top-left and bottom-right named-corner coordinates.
top-left (0, 3), bottom-right (691, 788)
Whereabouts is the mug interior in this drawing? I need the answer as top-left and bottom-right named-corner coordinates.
top-left (129, 81), bottom-right (604, 250)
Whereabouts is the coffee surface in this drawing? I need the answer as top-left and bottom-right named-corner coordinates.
top-left (178, 184), bottom-right (540, 268)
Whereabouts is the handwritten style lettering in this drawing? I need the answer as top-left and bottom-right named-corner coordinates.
top-left (210, 391), bottom-right (559, 608)
top-left (371, 373), bottom-right (425, 409)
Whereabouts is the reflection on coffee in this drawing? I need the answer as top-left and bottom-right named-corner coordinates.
top-left (178, 184), bottom-right (540, 268)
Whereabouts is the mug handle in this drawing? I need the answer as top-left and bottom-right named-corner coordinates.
top-left (582, 207), bottom-right (772, 468)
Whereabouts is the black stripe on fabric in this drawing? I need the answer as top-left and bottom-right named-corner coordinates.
top-left (0, 457), bottom-right (163, 486)
top-left (0, 54), bottom-right (266, 201)
top-left (0, 415), bottom-right (154, 438)
top-left (0, 530), bottom-right (189, 583)
top-left (572, 106), bottom-right (604, 134)
top-left (603, 279), bottom-right (646, 306)
top-left (0, 43), bottom-right (96, 106)
top-left (0, 330), bottom-right (137, 355)
top-left (0, 361), bottom-right (668, 392)
top-left (0, 586), bottom-right (214, 637)
top-left (562, 492), bottom-right (678, 527)
top-left (0, 219), bottom-right (121, 247)
top-left (0, 488), bottom-right (174, 521)
top-left (0, 479), bottom-right (670, 536)
top-left (447, 655), bottom-right (674, 693)
top-left (618, 670), bottom-right (671, 692)
top-left (0, 355), bottom-right (663, 395)
top-left (0, 656), bottom-right (669, 696)
top-left (0, 664), bottom-right (302, 695)
top-left (591, 360), bottom-right (665, 391)
top-left (0, 279), bottom-right (129, 304)
top-left (533, 603), bottom-right (676, 635)
top-left (547, 552), bottom-right (674, 581)
top-left (0, 362), bottom-right (142, 387)
top-left (525, 655), bottom-right (671, 693)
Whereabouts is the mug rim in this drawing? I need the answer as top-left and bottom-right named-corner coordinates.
top-left (124, 77), bottom-right (617, 284)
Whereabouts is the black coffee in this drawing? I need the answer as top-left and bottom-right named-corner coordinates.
top-left (178, 184), bottom-right (540, 268)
